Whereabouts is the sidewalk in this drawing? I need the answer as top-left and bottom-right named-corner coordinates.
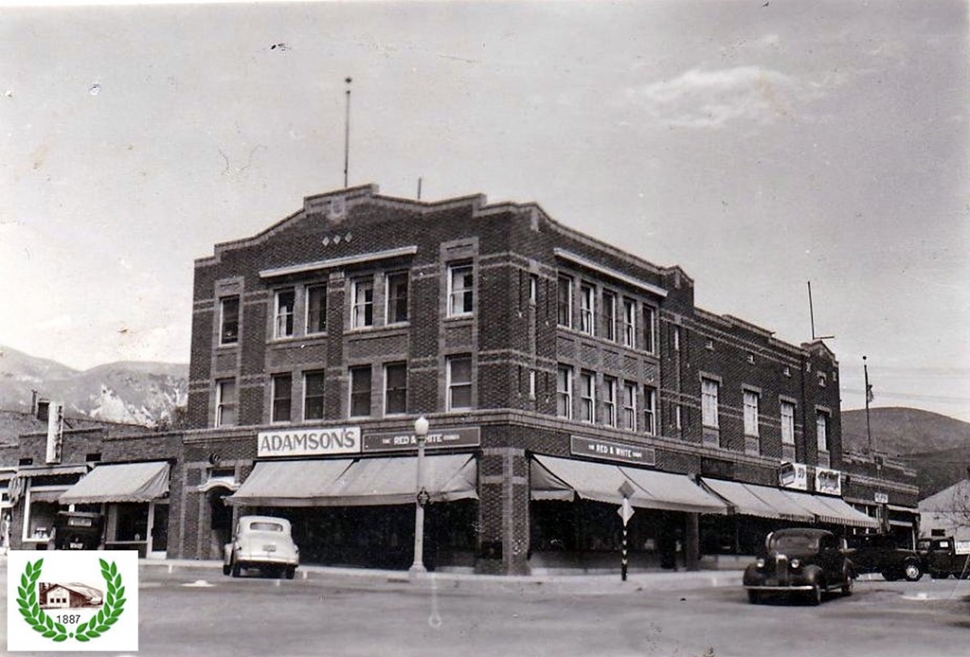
top-left (138, 557), bottom-right (744, 595)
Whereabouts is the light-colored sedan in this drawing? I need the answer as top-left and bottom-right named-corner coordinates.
top-left (223, 515), bottom-right (300, 579)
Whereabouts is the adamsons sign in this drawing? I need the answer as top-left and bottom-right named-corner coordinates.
top-left (257, 426), bottom-right (361, 458)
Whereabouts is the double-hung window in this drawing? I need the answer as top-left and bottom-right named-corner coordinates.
top-left (447, 355), bottom-right (472, 410)
top-left (448, 265), bottom-right (474, 317)
top-left (305, 284), bottom-right (327, 334)
top-left (603, 377), bottom-right (617, 428)
top-left (781, 400), bottom-right (796, 460)
top-left (557, 366), bottom-right (573, 419)
top-left (643, 306), bottom-right (657, 353)
top-left (557, 276), bottom-right (573, 328)
top-left (579, 372), bottom-right (595, 423)
top-left (384, 363), bottom-right (408, 415)
top-left (351, 278), bottom-right (374, 328)
top-left (622, 298), bottom-right (636, 348)
top-left (701, 378), bottom-right (719, 428)
top-left (215, 379), bottom-right (236, 427)
top-left (643, 386), bottom-right (657, 435)
top-left (743, 391), bottom-right (760, 436)
top-left (816, 410), bottom-right (830, 453)
top-left (275, 289), bottom-right (295, 338)
top-left (219, 296), bottom-right (240, 345)
top-left (580, 285), bottom-right (595, 335)
top-left (303, 370), bottom-right (326, 420)
top-left (386, 272), bottom-right (409, 324)
top-left (350, 366), bottom-right (372, 417)
top-left (603, 291), bottom-right (617, 342)
top-left (622, 382), bottom-right (637, 431)
top-left (272, 374), bottom-right (292, 423)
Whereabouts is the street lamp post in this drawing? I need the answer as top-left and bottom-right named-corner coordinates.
top-left (409, 415), bottom-right (430, 577)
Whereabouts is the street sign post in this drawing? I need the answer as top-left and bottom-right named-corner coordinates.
top-left (617, 481), bottom-right (635, 581)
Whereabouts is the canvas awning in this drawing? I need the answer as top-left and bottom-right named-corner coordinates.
top-left (531, 455), bottom-right (727, 515)
top-left (742, 485), bottom-right (816, 522)
top-left (59, 462), bottom-right (170, 505)
top-left (227, 459), bottom-right (354, 507)
top-left (324, 454), bottom-right (478, 506)
top-left (699, 478), bottom-right (789, 520)
top-left (784, 490), bottom-right (880, 528)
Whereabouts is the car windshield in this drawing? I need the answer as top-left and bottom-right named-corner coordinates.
top-left (248, 522), bottom-right (285, 532)
top-left (769, 534), bottom-right (818, 552)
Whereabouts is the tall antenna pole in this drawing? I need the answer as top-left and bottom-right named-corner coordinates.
top-left (864, 355), bottom-right (873, 454)
top-left (417, 177), bottom-right (422, 200)
top-left (807, 281), bottom-right (816, 340)
top-left (343, 77), bottom-right (352, 189)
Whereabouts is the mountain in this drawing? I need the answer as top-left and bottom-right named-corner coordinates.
top-left (842, 407), bottom-right (970, 498)
top-left (0, 345), bottom-right (188, 428)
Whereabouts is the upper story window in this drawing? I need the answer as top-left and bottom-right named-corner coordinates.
top-left (350, 366), bottom-right (372, 417)
top-left (272, 373), bottom-right (292, 423)
top-left (818, 372), bottom-right (827, 388)
top-left (580, 284), bottom-right (595, 335)
top-left (643, 386), bottom-right (657, 435)
top-left (274, 289), bottom-right (295, 338)
top-left (303, 370), bottom-right (326, 421)
top-left (701, 378), bottom-right (719, 429)
top-left (215, 379), bottom-right (237, 427)
top-left (603, 291), bottom-right (617, 342)
top-left (643, 306), bottom-right (657, 353)
top-left (603, 377), bottom-right (617, 428)
top-left (816, 410), bottom-right (830, 453)
top-left (305, 284), bottom-right (327, 335)
top-left (529, 274), bottom-right (538, 304)
top-left (386, 272), bottom-right (409, 325)
top-left (557, 365), bottom-right (573, 419)
top-left (622, 381), bottom-right (637, 431)
top-left (579, 371), bottom-right (595, 423)
top-left (673, 325), bottom-right (682, 352)
top-left (447, 355), bottom-right (472, 410)
top-left (557, 276), bottom-right (573, 328)
top-left (220, 296), bottom-right (240, 345)
top-left (448, 264), bottom-right (474, 317)
top-left (743, 390), bottom-right (760, 437)
top-left (351, 278), bottom-right (374, 328)
top-left (384, 362), bottom-right (408, 415)
top-left (622, 298), bottom-right (636, 348)
top-left (780, 401), bottom-right (796, 445)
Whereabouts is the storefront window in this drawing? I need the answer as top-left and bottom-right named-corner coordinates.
top-left (114, 503), bottom-right (149, 542)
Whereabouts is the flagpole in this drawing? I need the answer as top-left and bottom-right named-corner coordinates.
top-left (864, 355), bottom-right (872, 454)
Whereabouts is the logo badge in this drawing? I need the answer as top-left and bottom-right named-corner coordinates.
top-left (7, 550), bottom-right (138, 652)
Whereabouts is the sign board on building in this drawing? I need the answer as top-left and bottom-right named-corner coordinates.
top-left (362, 427), bottom-right (480, 453)
top-left (874, 492), bottom-right (889, 504)
top-left (779, 462), bottom-right (808, 490)
top-left (257, 426), bottom-right (361, 458)
top-left (815, 467), bottom-right (842, 496)
top-left (570, 436), bottom-right (656, 466)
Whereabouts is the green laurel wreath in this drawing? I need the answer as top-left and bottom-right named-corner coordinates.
top-left (16, 558), bottom-right (126, 643)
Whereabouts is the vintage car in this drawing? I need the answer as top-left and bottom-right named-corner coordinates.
top-left (844, 533), bottom-right (924, 581)
top-left (921, 536), bottom-right (970, 579)
top-left (223, 515), bottom-right (299, 579)
top-left (52, 511), bottom-right (105, 550)
top-left (743, 528), bottom-right (854, 605)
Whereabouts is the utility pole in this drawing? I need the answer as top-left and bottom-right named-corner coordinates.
top-left (343, 77), bottom-right (352, 188)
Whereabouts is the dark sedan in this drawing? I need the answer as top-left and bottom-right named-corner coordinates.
top-left (743, 528), bottom-right (854, 605)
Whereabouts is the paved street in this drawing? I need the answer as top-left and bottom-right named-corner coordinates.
top-left (3, 565), bottom-right (969, 657)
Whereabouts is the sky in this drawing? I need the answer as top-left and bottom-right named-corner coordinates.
top-left (1, 0), bottom-right (968, 421)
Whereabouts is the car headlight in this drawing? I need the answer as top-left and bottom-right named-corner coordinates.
top-left (756, 558), bottom-right (765, 569)
top-left (790, 559), bottom-right (801, 569)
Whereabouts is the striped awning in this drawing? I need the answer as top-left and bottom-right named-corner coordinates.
top-left (784, 490), bottom-right (880, 528)
top-left (227, 459), bottom-right (354, 507)
top-left (59, 462), bottom-right (170, 505)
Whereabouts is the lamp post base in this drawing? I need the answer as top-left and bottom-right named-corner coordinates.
top-left (408, 563), bottom-right (427, 579)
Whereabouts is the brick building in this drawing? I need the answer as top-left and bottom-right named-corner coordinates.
top-left (172, 183), bottom-right (903, 575)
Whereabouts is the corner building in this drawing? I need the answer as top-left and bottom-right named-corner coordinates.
top-left (182, 184), bottom-right (879, 575)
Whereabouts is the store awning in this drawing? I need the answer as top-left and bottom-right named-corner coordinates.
top-left (699, 478), bottom-right (788, 520)
top-left (59, 462), bottom-right (170, 505)
top-left (784, 490), bottom-right (880, 528)
top-left (324, 454), bottom-right (478, 506)
top-left (227, 459), bottom-right (354, 507)
top-left (741, 485), bottom-right (816, 522)
top-left (531, 455), bottom-right (727, 515)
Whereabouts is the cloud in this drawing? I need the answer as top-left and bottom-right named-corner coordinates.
top-left (628, 66), bottom-right (800, 128)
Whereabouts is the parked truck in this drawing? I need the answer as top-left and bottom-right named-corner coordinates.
top-left (919, 536), bottom-right (970, 579)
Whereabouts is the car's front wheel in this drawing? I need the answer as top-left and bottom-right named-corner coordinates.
top-left (222, 563), bottom-right (231, 576)
top-left (231, 560), bottom-right (241, 578)
top-left (808, 584), bottom-right (823, 606)
top-left (285, 566), bottom-right (296, 580)
top-left (903, 560), bottom-right (923, 582)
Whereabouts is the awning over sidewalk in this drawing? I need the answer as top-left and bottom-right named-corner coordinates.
top-left (59, 462), bottom-right (170, 505)
top-left (227, 459), bottom-right (354, 507)
top-left (784, 490), bottom-right (880, 528)
top-left (740, 485), bottom-right (816, 523)
top-left (699, 478), bottom-right (793, 520)
top-left (228, 455), bottom-right (477, 507)
top-left (325, 454), bottom-right (478, 506)
top-left (531, 455), bottom-right (727, 515)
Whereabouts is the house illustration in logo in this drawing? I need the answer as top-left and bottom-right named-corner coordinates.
top-left (39, 582), bottom-right (103, 609)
